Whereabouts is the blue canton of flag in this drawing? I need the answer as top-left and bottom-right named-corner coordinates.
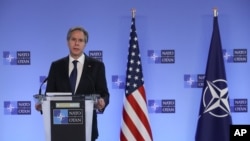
top-left (195, 12), bottom-right (232, 141)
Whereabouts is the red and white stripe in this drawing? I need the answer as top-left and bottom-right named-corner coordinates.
top-left (120, 86), bottom-right (153, 141)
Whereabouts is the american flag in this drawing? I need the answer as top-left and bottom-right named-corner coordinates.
top-left (120, 16), bottom-right (153, 141)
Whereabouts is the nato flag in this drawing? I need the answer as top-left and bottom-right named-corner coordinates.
top-left (195, 14), bottom-right (232, 141)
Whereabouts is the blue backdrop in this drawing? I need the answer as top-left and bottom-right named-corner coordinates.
top-left (1, 0), bottom-right (249, 141)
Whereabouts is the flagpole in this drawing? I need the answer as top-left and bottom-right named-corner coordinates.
top-left (195, 6), bottom-right (232, 141)
top-left (131, 8), bottom-right (136, 18)
top-left (120, 8), bottom-right (153, 141)
top-left (213, 7), bottom-right (218, 17)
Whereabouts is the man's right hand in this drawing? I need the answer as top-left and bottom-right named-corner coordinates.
top-left (35, 103), bottom-right (42, 111)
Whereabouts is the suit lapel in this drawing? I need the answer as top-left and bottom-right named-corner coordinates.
top-left (63, 57), bottom-right (71, 92)
top-left (75, 56), bottom-right (93, 94)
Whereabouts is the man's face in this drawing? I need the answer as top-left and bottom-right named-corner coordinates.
top-left (67, 30), bottom-right (86, 59)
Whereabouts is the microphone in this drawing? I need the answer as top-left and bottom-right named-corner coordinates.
top-left (38, 77), bottom-right (48, 114)
top-left (39, 77), bottom-right (48, 95)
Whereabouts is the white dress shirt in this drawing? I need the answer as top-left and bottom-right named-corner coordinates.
top-left (69, 54), bottom-right (85, 93)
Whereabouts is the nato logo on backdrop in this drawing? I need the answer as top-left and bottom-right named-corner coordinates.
top-left (184, 74), bottom-right (205, 88)
top-left (89, 50), bottom-right (103, 62)
top-left (148, 99), bottom-right (175, 113)
top-left (223, 49), bottom-right (247, 63)
top-left (3, 51), bottom-right (31, 65)
top-left (111, 75), bottom-right (125, 89)
top-left (147, 50), bottom-right (175, 64)
top-left (4, 101), bottom-right (31, 115)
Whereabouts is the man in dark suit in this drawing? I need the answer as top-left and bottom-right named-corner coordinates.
top-left (36, 26), bottom-right (110, 141)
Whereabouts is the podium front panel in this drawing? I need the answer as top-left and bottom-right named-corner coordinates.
top-left (50, 100), bottom-right (85, 141)
top-left (41, 94), bottom-right (94, 141)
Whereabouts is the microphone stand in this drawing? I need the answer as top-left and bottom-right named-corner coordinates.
top-left (37, 77), bottom-right (48, 114)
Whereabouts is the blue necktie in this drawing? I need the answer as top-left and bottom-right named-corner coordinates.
top-left (70, 60), bottom-right (78, 94)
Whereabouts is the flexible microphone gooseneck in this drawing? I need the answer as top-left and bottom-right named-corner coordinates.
top-left (38, 77), bottom-right (48, 114)
top-left (39, 77), bottom-right (48, 95)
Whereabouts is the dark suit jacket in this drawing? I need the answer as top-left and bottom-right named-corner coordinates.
top-left (46, 54), bottom-right (110, 140)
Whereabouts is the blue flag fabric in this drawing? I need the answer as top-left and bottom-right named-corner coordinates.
top-left (195, 16), bottom-right (232, 141)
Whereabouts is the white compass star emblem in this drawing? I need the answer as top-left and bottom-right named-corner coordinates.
top-left (7, 104), bottom-right (15, 112)
top-left (150, 53), bottom-right (158, 61)
top-left (150, 102), bottom-right (159, 111)
top-left (114, 78), bottom-right (123, 87)
top-left (6, 54), bottom-right (14, 62)
top-left (202, 79), bottom-right (231, 118)
top-left (57, 112), bottom-right (66, 121)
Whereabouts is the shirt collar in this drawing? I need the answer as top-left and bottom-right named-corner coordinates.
top-left (69, 53), bottom-right (85, 64)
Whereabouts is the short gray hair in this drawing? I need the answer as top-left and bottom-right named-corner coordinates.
top-left (66, 26), bottom-right (89, 43)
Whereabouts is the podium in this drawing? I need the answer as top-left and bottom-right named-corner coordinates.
top-left (34, 93), bottom-right (99, 141)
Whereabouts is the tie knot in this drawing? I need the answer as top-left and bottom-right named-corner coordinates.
top-left (72, 60), bottom-right (78, 67)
